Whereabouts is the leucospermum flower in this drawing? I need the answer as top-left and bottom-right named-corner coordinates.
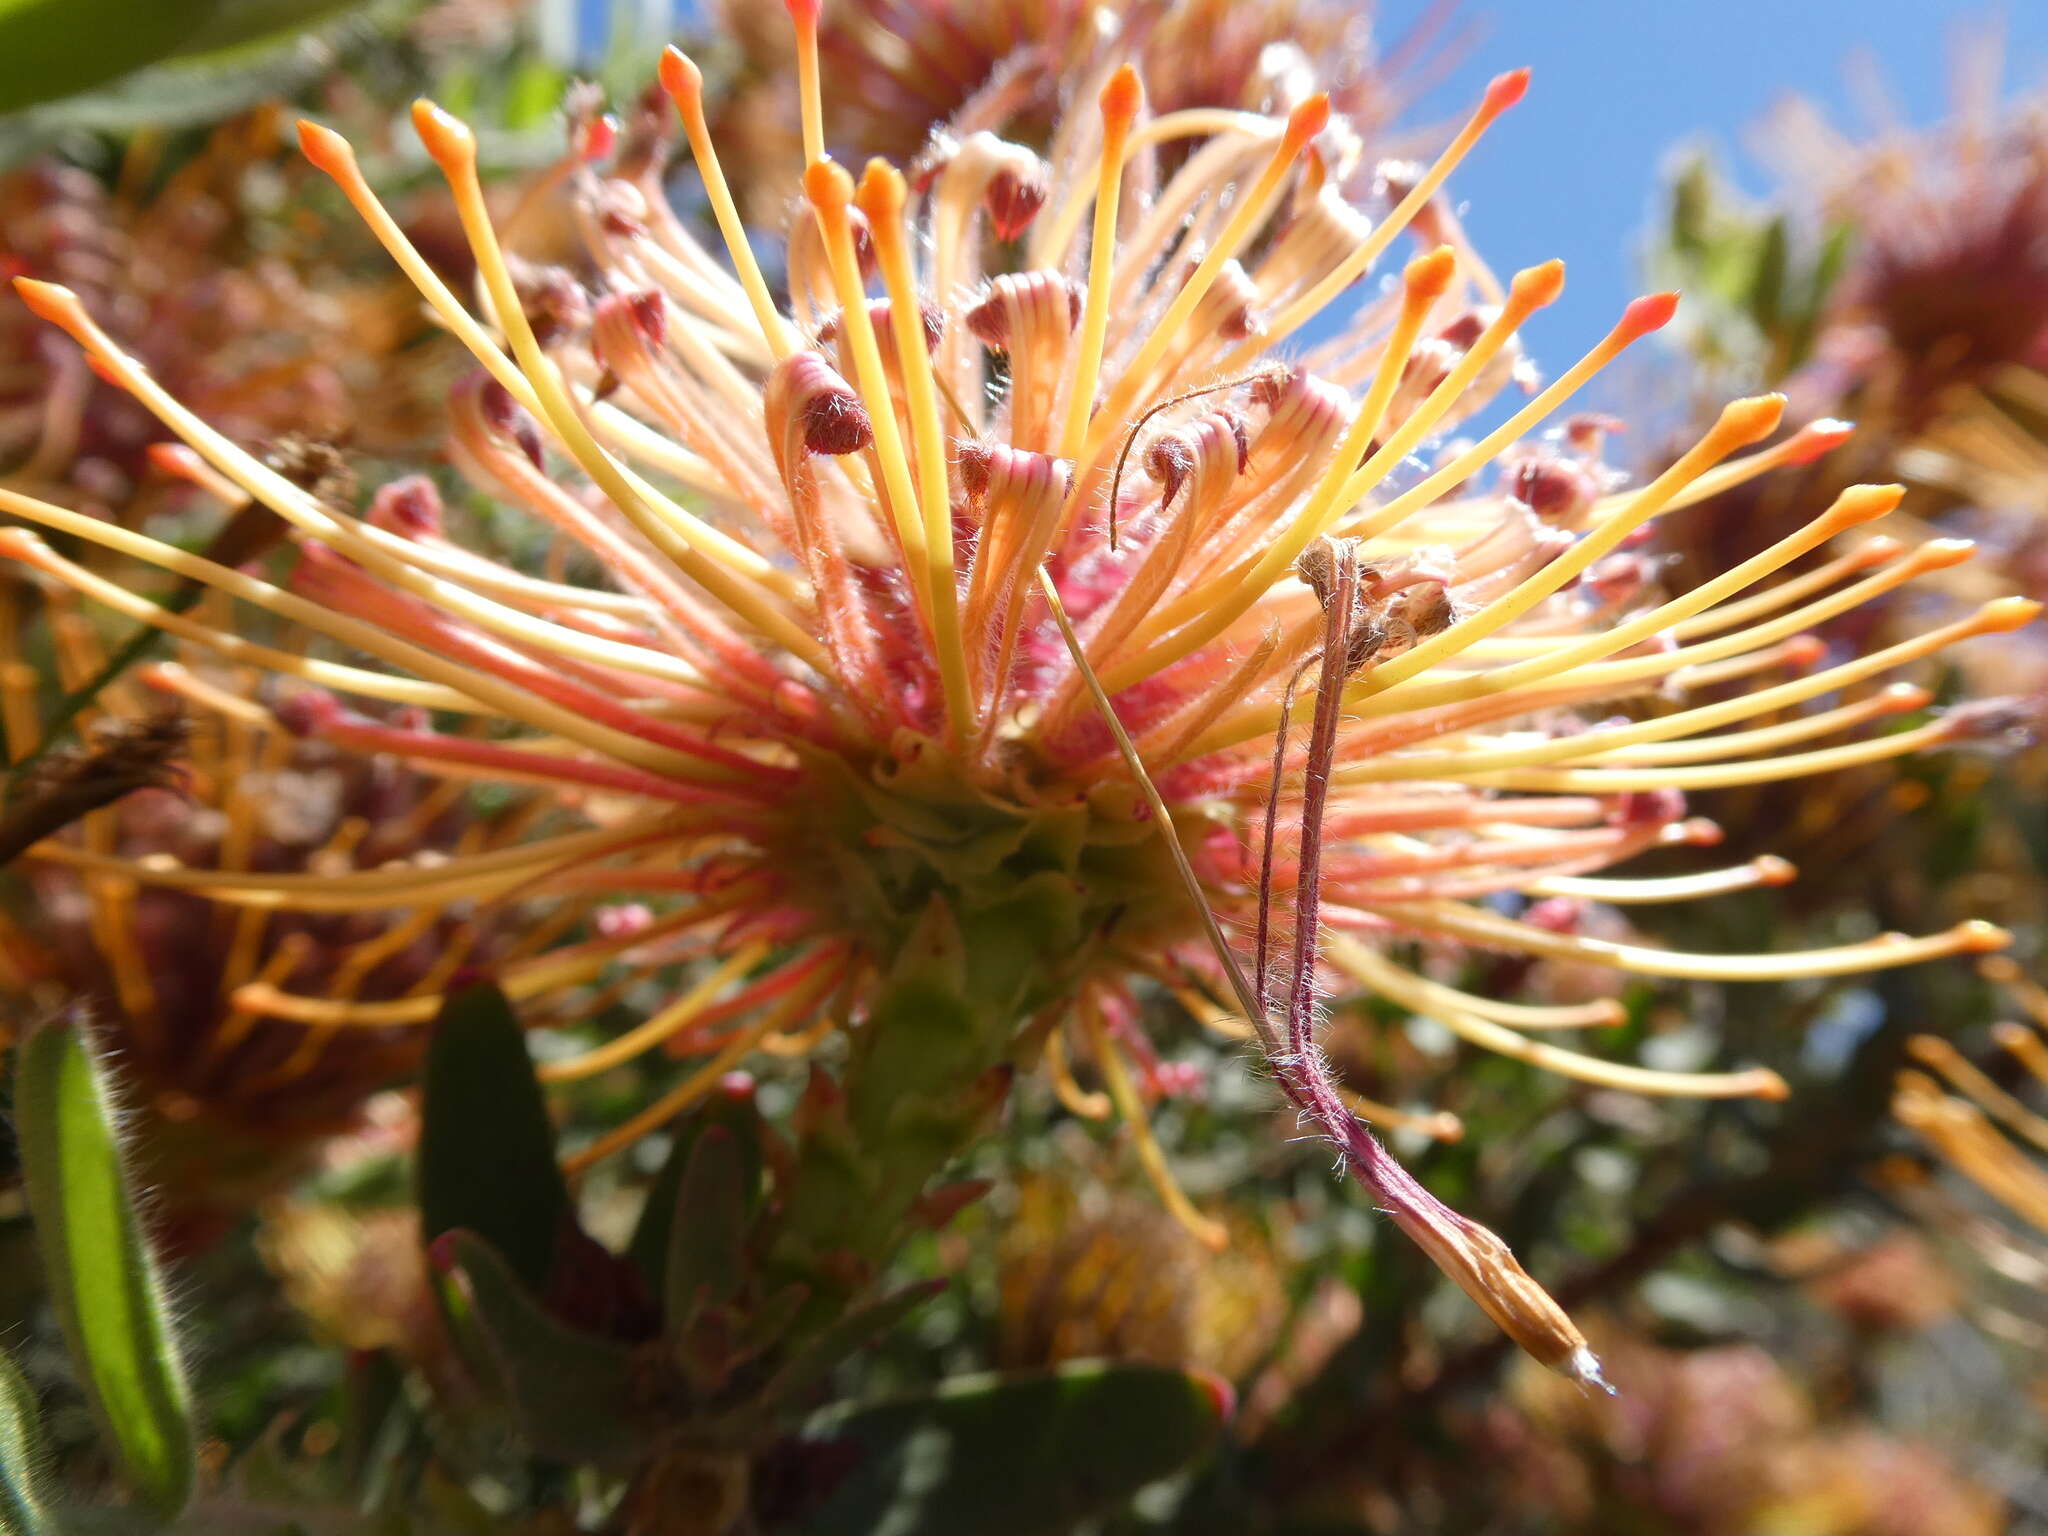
top-left (706, 0), bottom-right (1414, 220)
top-left (1889, 956), bottom-right (2048, 1349)
top-left (0, 5), bottom-right (2030, 1383)
top-left (0, 538), bottom-right (523, 1247)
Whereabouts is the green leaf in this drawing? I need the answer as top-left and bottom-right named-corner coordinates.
top-left (0, 0), bottom-right (405, 151)
top-left (13, 1022), bottom-right (195, 1517)
top-left (779, 1362), bottom-right (1230, 1536)
top-left (0, 0), bottom-right (220, 111)
top-left (1667, 155), bottom-right (1716, 258)
top-left (418, 982), bottom-right (569, 1294)
top-left (431, 1231), bottom-right (661, 1471)
top-left (628, 1084), bottom-right (763, 1298)
top-left (663, 1126), bottom-right (751, 1329)
top-left (0, 1346), bottom-right (55, 1536)
top-left (1748, 213), bottom-right (1790, 342)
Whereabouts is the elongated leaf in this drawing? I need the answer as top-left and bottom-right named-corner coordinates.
top-left (628, 1081), bottom-right (763, 1298)
top-left (780, 1362), bottom-right (1229, 1536)
top-left (13, 1023), bottom-right (194, 1517)
top-left (419, 982), bottom-right (568, 1294)
top-left (432, 1231), bottom-right (660, 1471)
top-left (0, 1346), bottom-right (54, 1536)
top-left (0, 0), bottom-right (220, 110)
top-left (664, 1126), bottom-right (749, 1329)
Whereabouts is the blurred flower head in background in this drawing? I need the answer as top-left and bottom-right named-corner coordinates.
top-left (702, 0), bottom-right (1455, 220)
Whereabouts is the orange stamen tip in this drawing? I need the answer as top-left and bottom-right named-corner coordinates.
top-left (784, 0), bottom-right (821, 23)
top-left (1621, 290), bottom-right (1681, 336)
top-left (1100, 65), bottom-right (1145, 128)
top-left (1404, 245), bottom-right (1459, 302)
top-left (1753, 855), bottom-right (1798, 886)
top-left (804, 158), bottom-right (855, 213)
top-left (1826, 483), bottom-right (1905, 527)
top-left (1957, 920), bottom-right (2013, 953)
top-left (1882, 681), bottom-right (1936, 709)
top-left (1786, 417), bottom-right (1854, 461)
top-left (1980, 956), bottom-right (2021, 986)
top-left (1851, 535), bottom-right (1905, 566)
top-left (1913, 538), bottom-right (1975, 571)
top-left (410, 100), bottom-right (476, 168)
top-left (1284, 94), bottom-right (1333, 150)
top-left (1748, 1070), bottom-right (1792, 1102)
top-left (11, 276), bottom-right (81, 325)
top-left (1719, 393), bottom-right (1786, 442)
top-left (854, 158), bottom-right (907, 218)
top-left (1680, 816), bottom-right (1723, 846)
top-left (1512, 258), bottom-right (1567, 308)
top-left (658, 45), bottom-right (702, 107)
top-left (1978, 596), bottom-right (2042, 632)
top-left (1780, 635), bottom-right (1828, 668)
top-left (295, 118), bottom-right (355, 177)
top-left (145, 442), bottom-right (203, 476)
top-left (1482, 67), bottom-right (1532, 117)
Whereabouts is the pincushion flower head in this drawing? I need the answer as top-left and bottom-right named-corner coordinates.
top-left (705, 0), bottom-right (1417, 220)
top-left (1, 2), bottom-right (2032, 1386)
top-left (0, 539), bottom-right (521, 1248)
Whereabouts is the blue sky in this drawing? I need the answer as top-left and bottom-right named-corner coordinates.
top-left (1379, 0), bottom-right (2048, 363)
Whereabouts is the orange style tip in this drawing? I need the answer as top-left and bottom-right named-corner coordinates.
top-left (1827, 483), bottom-right (1905, 526)
top-left (1850, 535), bottom-right (1905, 566)
top-left (1957, 920), bottom-right (2013, 954)
top-left (1718, 392), bottom-right (1786, 442)
top-left (1482, 66), bottom-right (1532, 118)
top-left (784, 0), bottom-right (822, 24)
top-left (1786, 416), bottom-right (1854, 461)
top-left (1978, 596), bottom-right (2042, 632)
top-left (410, 99), bottom-right (477, 167)
top-left (1748, 1070), bottom-right (1793, 1102)
top-left (1753, 855), bottom-right (1797, 886)
top-left (658, 45), bottom-right (702, 107)
top-left (1404, 245), bottom-right (1458, 299)
top-left (11, 276), bottom-right (81, 326)
top-left (144, 442), bottom-right (203, 475)
top-left (1620, 290), bottom-right (1680, 337)
top-left (1284, 93), bottom-right (1332, 150)
top-left (1780, 635), bottom-right (1828, 668)
top-left (803, 157), bottom-right (855, 212)
top-left (295, 118), bottom-right (356, 177)
top-left (853, 158), bottom-right (907, 217)
top-left (1511, 258), bottom-right (1566, 308)
top-left (1915, 537), bottom-right (1976, 570)
top-left (1100, 65), bottom-right (1145, 128)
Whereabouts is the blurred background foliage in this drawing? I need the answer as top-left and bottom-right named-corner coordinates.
top-left (0, 2), bottom-right (2043, 1533)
